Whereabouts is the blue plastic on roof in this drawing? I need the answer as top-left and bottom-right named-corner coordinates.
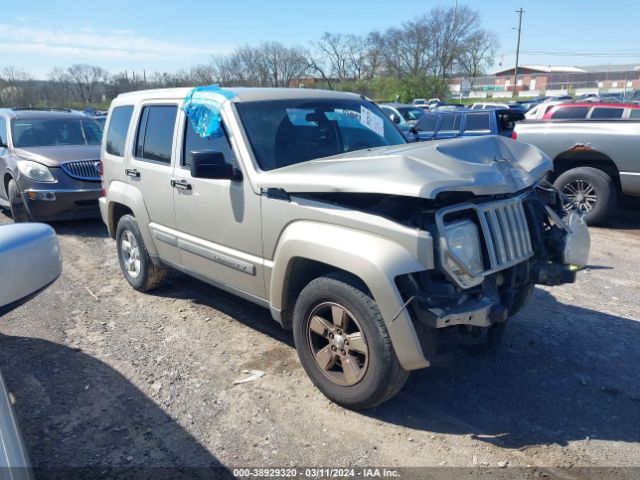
top-left (181, 85), bottom-right (236, 138)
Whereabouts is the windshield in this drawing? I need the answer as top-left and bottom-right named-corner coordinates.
top-left (11, 118), bottom-right (103, 148)
top-left (236, 98), bottom-right (406, 171)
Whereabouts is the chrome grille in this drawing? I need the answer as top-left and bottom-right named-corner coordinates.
top-left (436, 196), bottom-right (534, 289)
top-left (478, 199), bottom-right (533, 270)
top-left (61, 160), bottom-right (101, 181)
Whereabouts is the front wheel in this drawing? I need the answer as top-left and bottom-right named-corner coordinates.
top-left (8, 179), bottom-right (30, 222)
top-left (293, 272), bottom-right (408, 410)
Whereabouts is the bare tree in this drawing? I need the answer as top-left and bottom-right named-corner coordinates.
top-left (49, 64), bottom-right (109, 104)
top-left (0, 67), bottom-right (38, 106)
top-left (381, 17), bottom-right (433, 77)
top-left (456, 29), bottom-right (498, 86)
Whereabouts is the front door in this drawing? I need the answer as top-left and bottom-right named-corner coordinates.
top-left (126, 103), bottom-right (180, 265)
top-left (172, 112), bottom-right (265, 300)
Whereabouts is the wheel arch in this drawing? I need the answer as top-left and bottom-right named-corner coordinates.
top-left (269, 221), bottom-right (429, 371)
top-left (552, 149), bottom-right (620, 190)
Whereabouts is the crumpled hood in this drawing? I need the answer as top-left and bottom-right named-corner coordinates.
top-left (14, 146), bottom-right (100, 167)
top-left (255, 136), bottom-right (552, 199)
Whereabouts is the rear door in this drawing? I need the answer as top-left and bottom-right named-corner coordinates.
top-left (126, 103), bottom-right (180, 265)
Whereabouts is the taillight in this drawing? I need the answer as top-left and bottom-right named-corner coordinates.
top-left (511, 131), bottom-right (518, 140)
top-left (99, 159), bottom-right (106, 197)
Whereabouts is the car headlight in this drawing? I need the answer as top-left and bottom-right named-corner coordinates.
top-left (17, 160), bottom-right (57, 183)
top-left (442, 220), bottom-right (484, 288)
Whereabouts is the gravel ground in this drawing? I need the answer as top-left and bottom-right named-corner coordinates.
top-left (0, 201), bottom-right (639, 479)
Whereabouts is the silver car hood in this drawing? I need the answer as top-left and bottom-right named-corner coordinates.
top-left (256, 136), bottom-right (552, 199)
top-left (14, 145), bottom-right (101, 167)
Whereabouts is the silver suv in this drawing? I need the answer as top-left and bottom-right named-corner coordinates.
top-left (100, 87), bottom-right (589, 409)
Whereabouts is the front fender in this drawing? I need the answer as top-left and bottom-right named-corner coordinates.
top-left (270, 221), bottom-right (430, 370)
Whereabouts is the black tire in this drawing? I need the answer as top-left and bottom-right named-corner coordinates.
top-left (116, 214), bottom-right (167, 291)
top-left (293, 272), bottom-right (409, 410)
top-left (8, 179), bottom-right (31, 222)
top-left (553, 167), bottom-right (617, 225)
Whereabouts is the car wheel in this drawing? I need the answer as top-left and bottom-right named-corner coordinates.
top-left (8, 179), bottom-right (31, 222)
top-left (293, 272), bottom-right (409, 410)
top-left (116, 214), bottom-right (167, 291)
top-left (554, 167), bottom-right (617, 225)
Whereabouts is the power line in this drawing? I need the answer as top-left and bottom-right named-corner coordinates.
top-left (502, 51), bottom-right (640, 58)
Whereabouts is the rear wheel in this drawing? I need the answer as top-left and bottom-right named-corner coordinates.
top-left (116, 214), bottom-right (167, 291)
top-left (8, 179), bottom-right (30, 222)
top-left (554, 167), bottom-right (616, 225)
top-left (293, 272), bottom-right (408, 410)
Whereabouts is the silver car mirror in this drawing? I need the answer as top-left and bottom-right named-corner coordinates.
top-left (0, 223), bottom-right (62, 316)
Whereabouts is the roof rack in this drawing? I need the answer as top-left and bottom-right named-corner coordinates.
top-left (11, 107), bottom-right (73, 112)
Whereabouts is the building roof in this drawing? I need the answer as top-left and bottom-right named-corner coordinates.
top-left (577, 63), bottom-right (640, 73)
top-left (493, 65), bottom-right (586, 75)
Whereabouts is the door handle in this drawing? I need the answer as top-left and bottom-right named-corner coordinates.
top-left (171, 179), bottom-right (192, 190)
top-left (126, 168), bottom-right (140, 178)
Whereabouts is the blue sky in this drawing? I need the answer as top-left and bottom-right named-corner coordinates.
top-left (2, 0), bottom-right (640, 78)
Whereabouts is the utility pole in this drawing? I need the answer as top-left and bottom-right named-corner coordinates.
top-left (513, 8), bottom-right (524, 95)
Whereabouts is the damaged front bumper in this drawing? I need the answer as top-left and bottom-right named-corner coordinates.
top-left (405, 185), bottom-right (590, 331)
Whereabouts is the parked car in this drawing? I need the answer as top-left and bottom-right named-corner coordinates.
top-left (413, 108), bottom-right (525, 140)
top-left (525, 100), bottom-right (573, 120)
top-left (379, 103), bottom-right (426, 125)
top-left (541, 102), bottom-right (640, 120)
top-left (0, 222), bottom-right (62, 479)
top-left (470, 102), bottom-right (510, 110)
top-left (0, 108), bottom-right (103, 222)
top-left (514, 118), bottom-right (640, 224)
top-left (100, 86), bottom-right (588, 409)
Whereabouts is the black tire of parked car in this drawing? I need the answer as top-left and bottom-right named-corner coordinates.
top-left (292, 272), bottom-right (409, 410)
top-left (8, 179), bottom-right (31, 222)
top-left (116, 214), bottom-right (167, 291)
top-left (553, 167), bottom-right (617, 225)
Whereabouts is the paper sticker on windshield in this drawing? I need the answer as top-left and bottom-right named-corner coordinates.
top-left (360, 107), bottom-right (385, 137)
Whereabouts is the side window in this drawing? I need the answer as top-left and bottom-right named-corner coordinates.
top-left (182, 117), bottom-right (235, 168)
top-left (630, 109), bottom-right (640, 119)
top-left (590, 107), bottom-right (624, 119)
top-left (0, 118), bottom-right (7, 147)
top-left (135, 105), bottom-right (177, 164)
top-left (439, 114), bottom-right (461, 133)
top-left (464, 113), bottom-right (491, 132)
top-left (106, 106), bottom-right (134, 156)
top-left (551, 107), bottom-right (589, 119)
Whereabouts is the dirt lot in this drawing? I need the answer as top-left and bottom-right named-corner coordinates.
top-left (0, 202), bottom-right (639, 479)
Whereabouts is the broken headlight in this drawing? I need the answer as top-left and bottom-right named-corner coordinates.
top-left (442, 219), bottom-right (484, 288)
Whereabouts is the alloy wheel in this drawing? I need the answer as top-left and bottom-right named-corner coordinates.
top-left (562, 179), bottom-right (598, 213)
top-left (121, 230), bottom-right (141, 279)
top-left (306, 302), bottom-right (369, 386)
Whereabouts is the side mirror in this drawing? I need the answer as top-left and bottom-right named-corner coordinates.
top-left (389, 114), bottom-right (401, 124)
top-left (190, 151), bottom-right (242, 181)
top-left (0, 223), bottom-right (62, 316)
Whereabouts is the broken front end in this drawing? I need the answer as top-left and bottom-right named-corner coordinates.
top-left (397, 182), bottom-right (590, 359)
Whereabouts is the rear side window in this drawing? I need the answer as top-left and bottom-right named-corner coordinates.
top-left (630, 109), bottom-right (640, 119)
top-left (415, 114), bottom-right (438, 132)
top-left (0, 118), bottom-right (7, 147)
top-left (464, 113), bottom-right (491, 132)
top-left (439, 114), bottom-right (462, 133)
top-left (551, 106), bottom-right (589, 119)
top-left (590, 107), bottom-right (624, 119)
top-left (106, 106), bottom-right (134, 156)
top-left (135, 105), bottom-right (177, 163)
top-left (182, 118), bottom-right (235, 168)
